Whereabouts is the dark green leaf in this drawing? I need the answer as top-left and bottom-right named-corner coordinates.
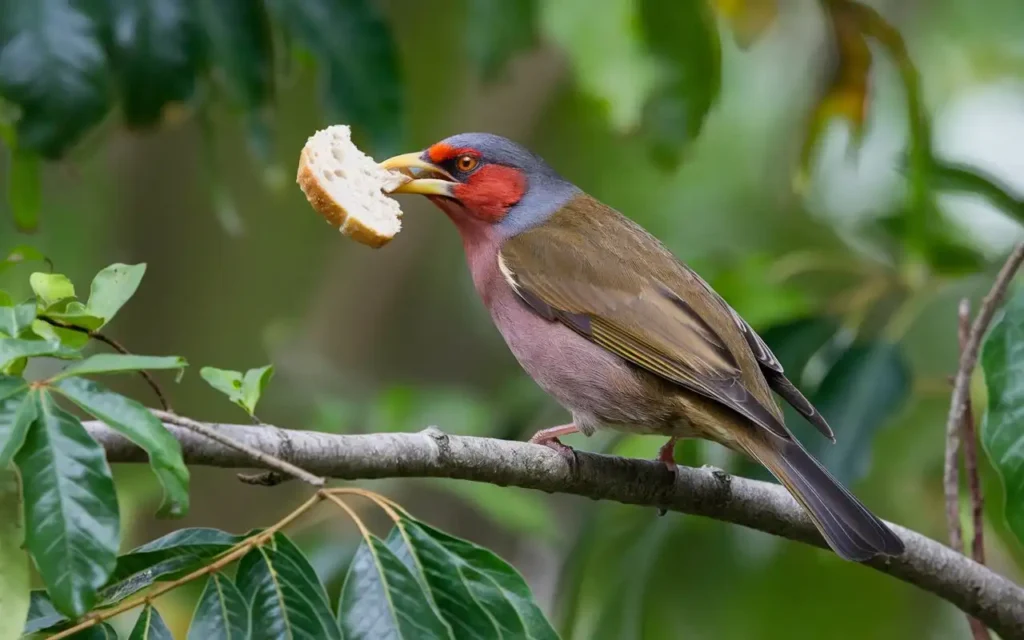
top-left (467, 0), bottom-right (537, 81)
top-left (67, 621), bottom-right (118, 639)
top-left (29, 272), bottom-right (75, 308)
top-left (103, 528), bottom-right (244, 604)
top-left (0, 385), bottom-right (34, 467)
top-left (385, 516), bottom-right (558, 639)
top-left (236, 534), bottom-right (341, 640)
top-left (51, 354), bottom-right (187, 381)
top-left (0, 337), bottom-right (80, 371)
top-left (637, 0), bottom-right (721, 168)
top-left (266, 0), bottom-right (403, 155)
top-left (86, 263), bottom-right (145, 326)
top-left (809, 342), bottom-right (911, 484)
top-left (195, 0), bottom-right (274, 109)
top-left (8, 149), bottom-right (41, 232)
top-left (107, 0), bottom-right (202, 127)
top-left (0, 301), bottom-right (35, 338)
top-left (982, 288), bottom-right (1024, 546)
top-left (56, 376), bottom-right (189, 517)
top-left (187, 573), bottom-right (250, 640)
top-left (0, 375), bottom-right (25, 402)
top-left (15, 390), bottom-right (119, 617)
top-left (0, 468), bottom-right (29, 640)
top-left (23, 590), bottom-right (67, 634)
top-left (0, 0), bottom-right (111, 157)
top-left (129, 605), bottom-right (173, 640)
top-left (339, 534), bottom-right (451, 640)
top-left (929, 160), bottom-right (1024, 223)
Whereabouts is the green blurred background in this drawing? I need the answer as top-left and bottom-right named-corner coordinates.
top-left (3, 0), bottom-right (1024, 637)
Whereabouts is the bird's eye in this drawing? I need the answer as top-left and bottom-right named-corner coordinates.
top-left (455, 154), bottom-right (479, 172)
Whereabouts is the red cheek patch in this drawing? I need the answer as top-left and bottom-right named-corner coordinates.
top-left (452, 165), bottom-right (526, 223)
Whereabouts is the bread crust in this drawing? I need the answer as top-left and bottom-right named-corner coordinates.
top-left (295, 131), bottom-right (404, 249)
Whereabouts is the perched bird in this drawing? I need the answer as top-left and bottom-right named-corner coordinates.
top-left (381, 133), bottom-right (905, 561)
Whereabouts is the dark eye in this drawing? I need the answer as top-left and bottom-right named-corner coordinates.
top-left (455, 154), bottom-right (479, 172)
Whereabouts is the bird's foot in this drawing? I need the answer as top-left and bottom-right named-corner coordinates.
top-left (656, 437), bottom-right (679, 517)
top-left (528, 424), bottom-right (580, 470)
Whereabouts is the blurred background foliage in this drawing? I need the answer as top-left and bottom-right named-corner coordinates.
top-left (2, 0), bottom-right (1024, 637)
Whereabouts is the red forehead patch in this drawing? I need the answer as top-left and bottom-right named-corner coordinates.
top-left (427, 143), bottom-right (477, 164)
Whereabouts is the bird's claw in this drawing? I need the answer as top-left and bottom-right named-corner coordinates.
top-left (531, 436), bottom-right (579, 470)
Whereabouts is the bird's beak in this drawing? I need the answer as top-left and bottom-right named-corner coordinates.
top-left (379, 152), bottom-right (456, 197)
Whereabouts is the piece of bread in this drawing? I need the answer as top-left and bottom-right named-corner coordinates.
top-left (296, 125), bottom-right (409, 248)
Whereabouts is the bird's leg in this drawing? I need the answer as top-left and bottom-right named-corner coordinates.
top-left (656, 437), bottom-right (679, 517)
top-left (528, 423), bottom-right (579, 466)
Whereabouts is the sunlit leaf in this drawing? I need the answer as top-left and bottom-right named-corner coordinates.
top-left (188, 573), bottom-right (250, 640)
top-left (0, 384), bottom-right (34, 467)
top-left (29, 272), bottom-right (75, 308)
top-left (0, 0), bottom-right (111, 157)
top-left (266, 0), bottom-right (403, 155)
top-left (637, 0), bottom-right (721, 168)
top-left (85, 263), bottom-right (146, 326)
top-left (713, 0), bottom-right (779, 48)
top-left (103, 528), bottom-right (245, 605)
top-left (467, 0), bottom-right (537, 81)
top-left (541, 0), bottom-right (660, 131)
top-left (0, 468), bottom-right (29, 640)
top-left (242, 365), bottom-right (273, 414)
top-left (15, 390), bottom-right (119, 617)
top-left (128, 605), bottom-right (173, 640)
top-left (8, 149), bottom-right (40, 232)
top-left (0, 302), bottom-right (35, 338)
top-left (982, 288), bottom-right (1024, 546)
top-left (236, 534), bottom-right (342, 640)
top-left (0, 337), bottom-right (80, 371)
top-left (383, 514), bottom-right (558, 639)
top-left (56, 376), bottom-right (189, 517)
top-left (44, 300), bottom-right (105, 331)
top-left (29, 319), bottom-right (90, 351)
top-left (51, 354), bottom-right (187, 381)
top-left (200, 364), bottom-right (272, 415)
top-left (107, 0), bottom-right (202, 127)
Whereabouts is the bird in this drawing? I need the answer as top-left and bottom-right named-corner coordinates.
top-left (380, 133), bottom-right (905, 562)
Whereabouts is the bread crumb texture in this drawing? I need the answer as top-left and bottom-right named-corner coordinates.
top-left (296, 125), bottom-right (409, 248)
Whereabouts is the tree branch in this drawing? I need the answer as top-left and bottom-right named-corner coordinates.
top-left (87, 419), bottom-right (1024, 639)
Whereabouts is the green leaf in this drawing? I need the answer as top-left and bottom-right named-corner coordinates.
top-left (0, 302), bottom-right (35, 338)
top-left (23, 590), bottom-right (67, 634)
top-left (2, 244), bottom-right (46, 269)
top-left (103, 528), bottom-right (244, 604)
top-left (0, 468), bottom-right (29, 640)
top-left (467, 0), bottom-right (537, 81)
top-left (67, 621), bottom-right (118, 639)
top-left (52, 353), bottom-right (187, 381)
top-left (383, 515), bottom-right (558, 639)
top-left (236, 534), bottom-right (341, 640)
top-left (188, 573), bottom-right (250, 640)
top-left (929, 160), bottom-right (1024, 223)
top-left (0, 0), bottom-right (111, 157)
top-left (637, 0), bottom-right (721, 168)
top-left (0, 386), bottom-right (35, 467)
top-left (201, 364), bottom-right (272, 415)
top-left (128, 605), bottom-right (173, 640)
top-left (266, 0), bottom-right (403, 155)
top-left (29, 319), bottom-right (90, 351)
top-left (0, 337), bottom-right (80, 371)
top-left (982, 289), bottom-right (1024, 546)
top-left (195, 0), bottom-right (274, 110)
top-left (15, 390), bottom-right (119, 617)
top-left (107, 0), bottom-right (202, 127)
top-left (44, 300), bottom-right (105, 331)
top-left (85, 263), bottom-right (146, 326)
top-left (29, 272), bottom-right (75, 307)
top-left (56, 376), bottom-right (189, 517)
top-left (8, 149), bottom-right (41, 232)
top-left (541, 0), bottom-right (660, 131)
top-left (339, 534), bottom-right (451, 640)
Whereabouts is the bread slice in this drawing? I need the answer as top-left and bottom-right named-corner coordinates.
top-left (296, 125), bottom-right (410, 248)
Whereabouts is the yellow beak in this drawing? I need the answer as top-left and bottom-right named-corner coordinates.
top-left (379, 152), bottom-right (456, 197)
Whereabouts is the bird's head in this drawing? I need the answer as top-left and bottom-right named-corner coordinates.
top-left (380, 133), bottom-right (579, 238)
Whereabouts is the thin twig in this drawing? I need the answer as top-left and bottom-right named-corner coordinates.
top-left (150, 409), bottom-right (325, 487)
top-left (49, 492), bottom-right (326, 639)
top-left (958, 299), bottom-right (991, 640)
top-left (41, 317), bottom-right (172, 411)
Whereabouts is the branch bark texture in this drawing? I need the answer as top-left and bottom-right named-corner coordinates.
top-left (87, 419), bottom-right (1024, 638)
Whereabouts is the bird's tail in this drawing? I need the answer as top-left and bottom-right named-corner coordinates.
top-left (746, 437), bottom-right (905, 561)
